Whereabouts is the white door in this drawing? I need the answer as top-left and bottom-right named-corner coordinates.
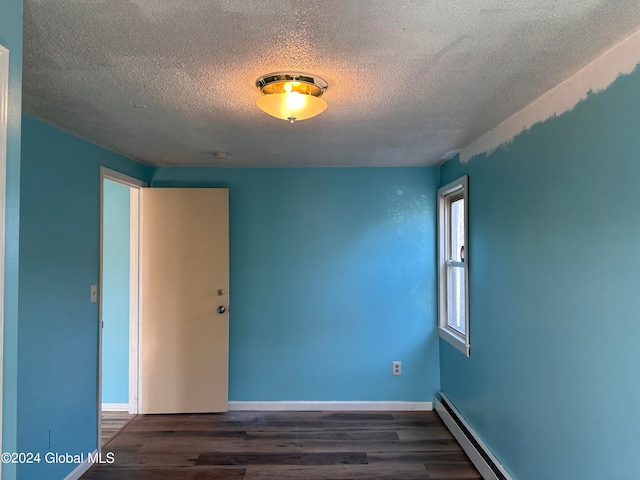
top-left (139, 188), bottom-right (229, 413)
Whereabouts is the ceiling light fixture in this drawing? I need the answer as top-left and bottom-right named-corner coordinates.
top-left (255, 72), bottom-right (328, 123)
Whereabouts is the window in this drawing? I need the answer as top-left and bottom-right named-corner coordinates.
top-left (437, 176), bottom-right (469, 356)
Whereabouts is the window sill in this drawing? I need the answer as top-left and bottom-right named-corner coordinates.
top-left (438, 326), bottom-right (470, 357)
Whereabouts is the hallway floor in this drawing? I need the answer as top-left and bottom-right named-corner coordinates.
top-left (101, 411), bottom-right (135, 448)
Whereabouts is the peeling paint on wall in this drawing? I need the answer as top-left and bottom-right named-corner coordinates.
top-left (461, 28), bottom-right (640, 163)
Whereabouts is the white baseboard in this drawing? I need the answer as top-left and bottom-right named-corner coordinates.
top-left (63, 450), bottom-right (96, 480)
top-left (228, 401), bottom-right (432, 411)
top-left (435, 393), bottom-right (512, 480)
top-left (101, 403), bottom-right (128, 411)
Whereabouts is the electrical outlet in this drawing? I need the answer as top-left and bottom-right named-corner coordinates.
top-left (392, 361), bottom-right (402, 376)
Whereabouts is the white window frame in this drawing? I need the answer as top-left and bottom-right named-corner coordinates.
top-left (437, 175), bottom-right (470, 356)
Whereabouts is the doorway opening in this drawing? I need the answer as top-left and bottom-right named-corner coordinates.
top-left (97, 176), bottom-right (230, 448)
top-left (98, 167), bottom-right (147, 449)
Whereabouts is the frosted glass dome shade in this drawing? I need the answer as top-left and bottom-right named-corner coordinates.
top-left (255, 72), bottom-right (328, 123)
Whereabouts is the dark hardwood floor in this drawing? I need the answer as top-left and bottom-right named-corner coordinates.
top-left (83, 410), bottom-right (480, 479)
top-left (101, 411), bottom-right (135, 448)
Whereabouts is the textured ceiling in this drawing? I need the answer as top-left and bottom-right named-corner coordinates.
top-left (23, 0), bottom-right (640, 167)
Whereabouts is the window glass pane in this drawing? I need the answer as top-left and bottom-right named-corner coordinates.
top-left (447, 265), bottom-right (465, 334)
top-left (450, 198), bottom-right (465, 262)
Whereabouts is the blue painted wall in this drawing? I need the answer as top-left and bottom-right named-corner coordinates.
top-left (0, 0), bottom-right (23, 478)
top-left (152, 167), bottom-right (440, 402)
top-left (439, 66), bottom-right (640, 480)
top-left (18, 115), bottom-right (151, 480)
top-left (101, 180), bottom-right (130, 404)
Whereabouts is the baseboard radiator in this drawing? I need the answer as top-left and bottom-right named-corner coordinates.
top-left (435, 392), bottom-right (513, 480)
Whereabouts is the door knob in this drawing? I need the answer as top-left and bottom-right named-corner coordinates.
top-left (217, 306), bottom-right (226, 314)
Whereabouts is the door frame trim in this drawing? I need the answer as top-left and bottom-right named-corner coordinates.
top-left (98, 167), bottom-right (147, 450)
top-left (0, 44), bottom-right (9, 478)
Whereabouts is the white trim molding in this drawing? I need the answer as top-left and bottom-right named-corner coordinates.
top-left (438, 325), bottom-right (469, 356)
top-left (228, 401), bottom-right (432, 411)
top-left (101, 403), bottom-right (129, 412)
top-left (62, 450), bottom-right (96, 480)
top-left (99, 166), bottom-right (147, 188)
top-left (461, 28), bottom-right (640, 163)
top-left (0, 44), bottom-right (9, 478)
top-left (128, 186), bottom-right (140, 414)
top-left (435, 393), bottom-right (513, 480)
